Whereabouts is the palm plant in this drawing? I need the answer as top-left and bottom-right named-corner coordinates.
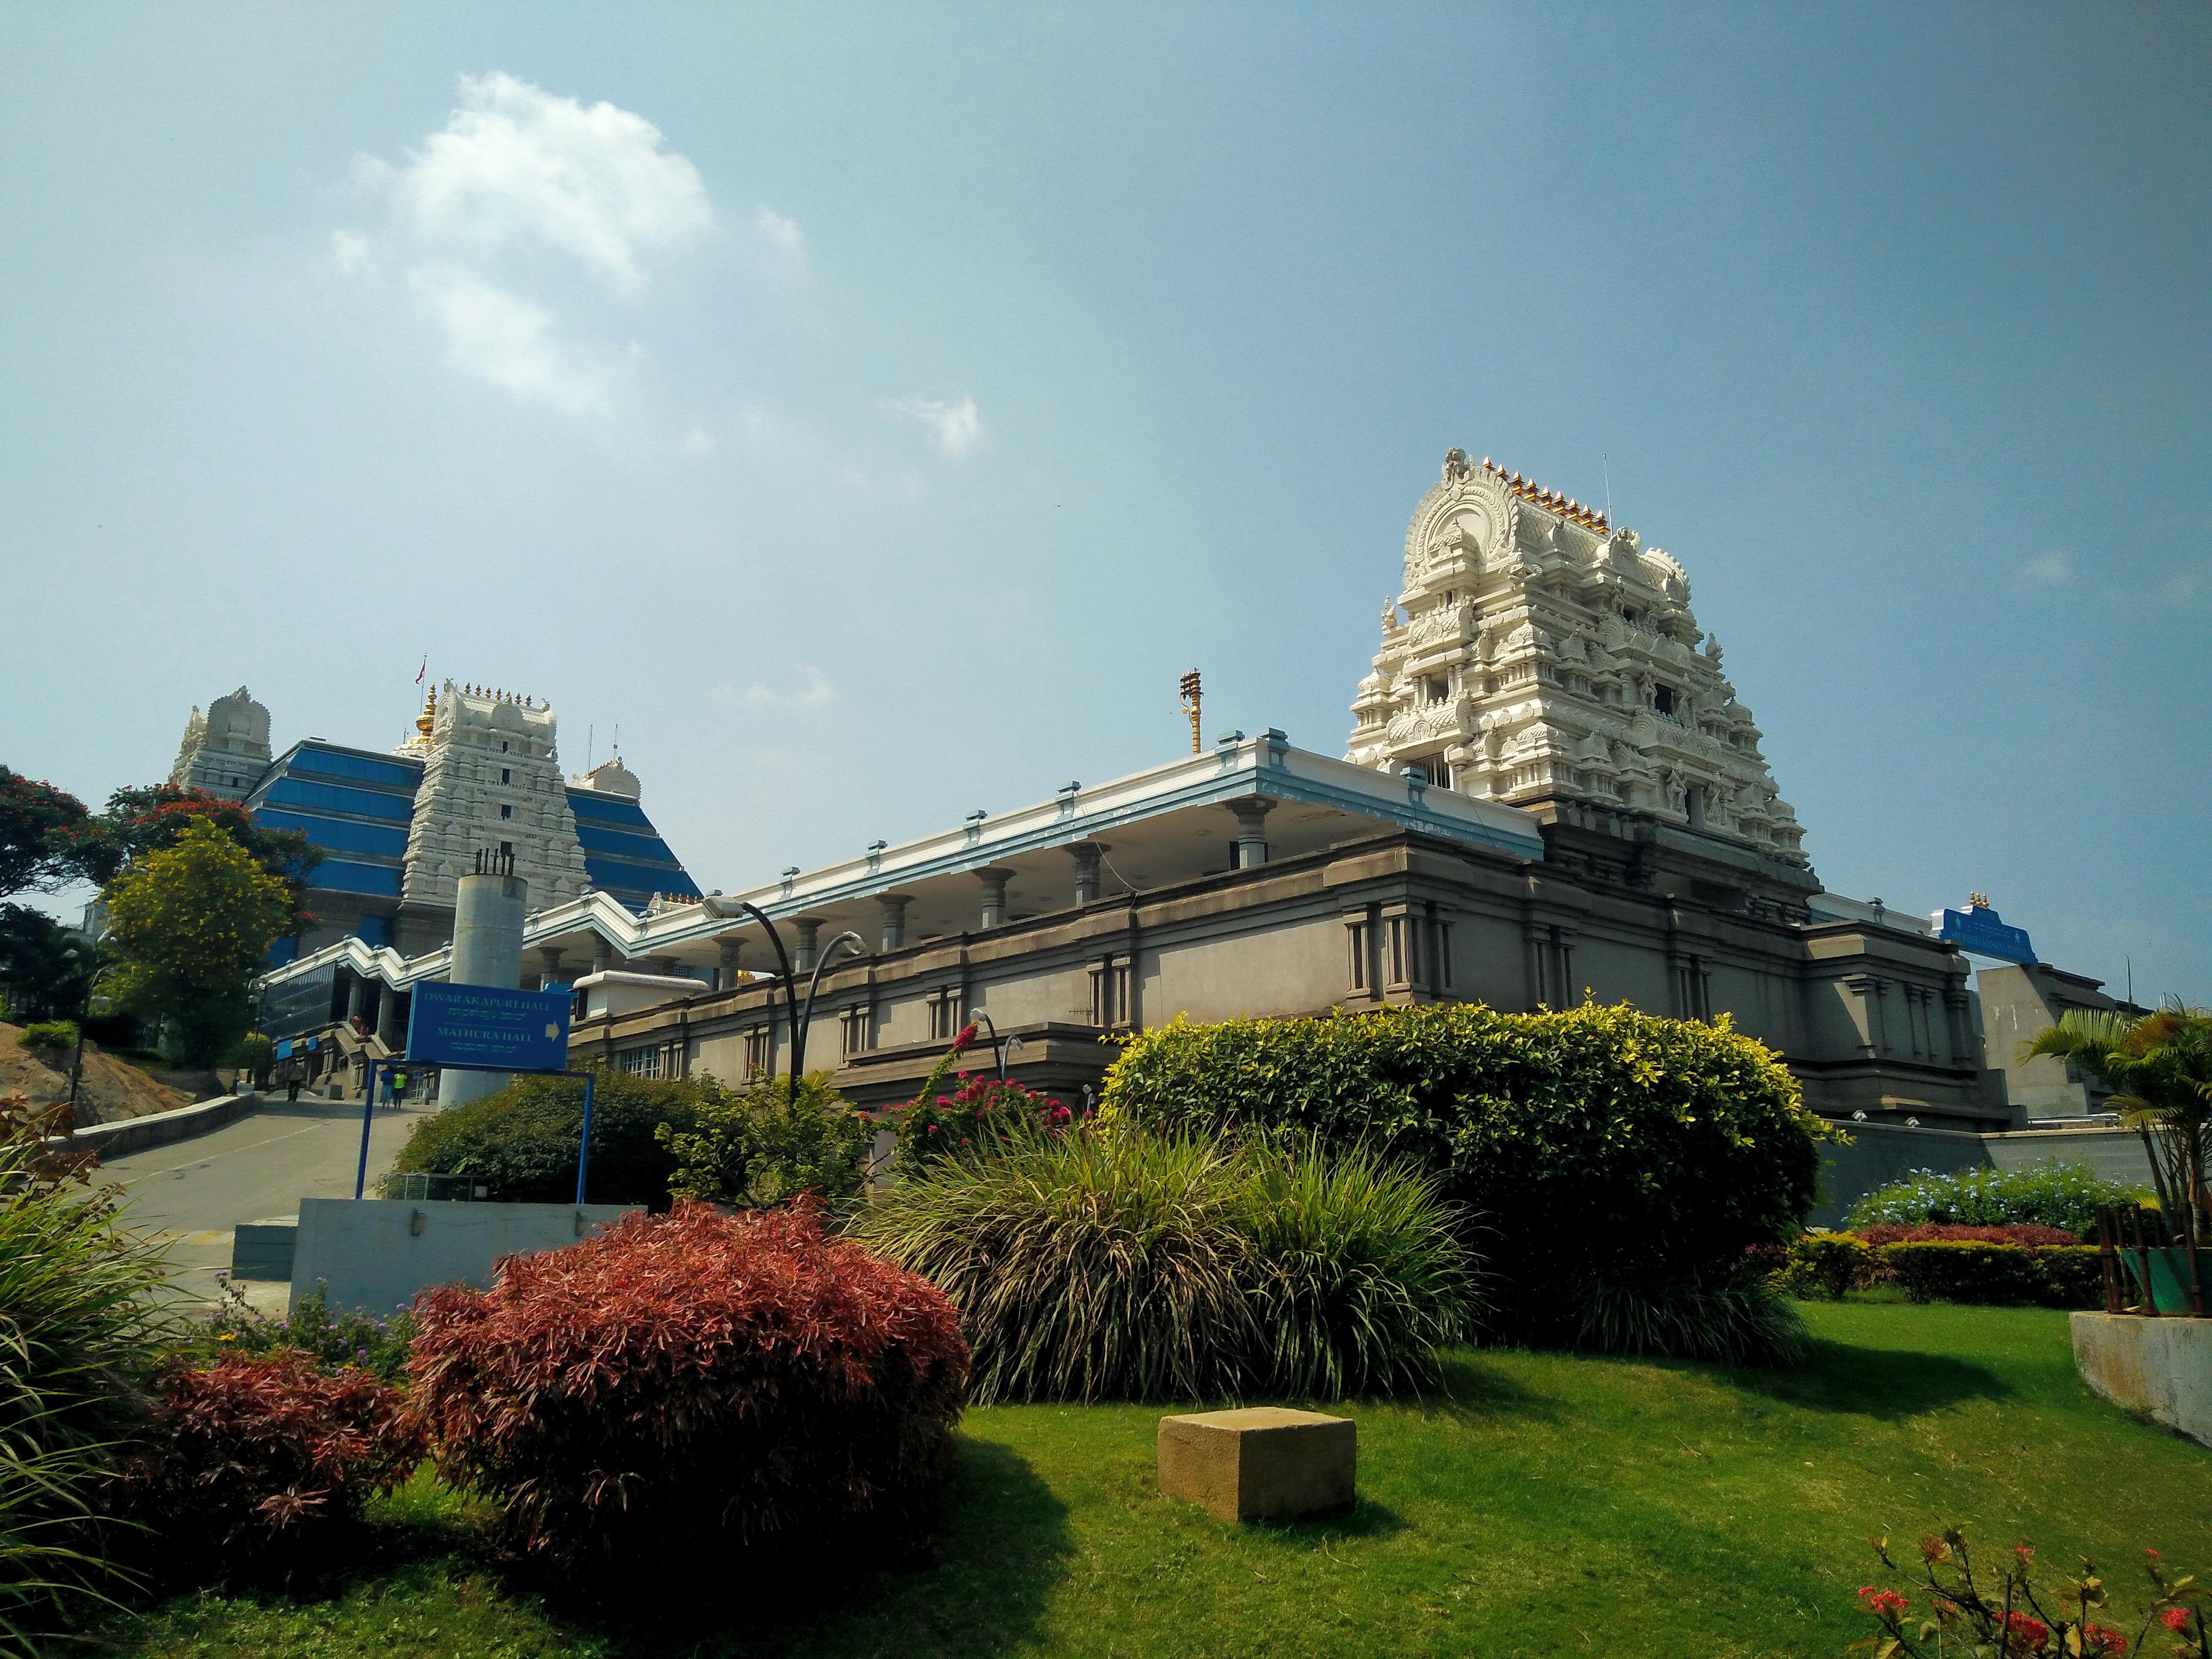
top-left (2025, 1003), bottom-right (2211, 1244)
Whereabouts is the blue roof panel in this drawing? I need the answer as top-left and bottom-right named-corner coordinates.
top-left (254, 809), bottom-right (409, 859)
top-left (264, 777), bottom-right (416, 822)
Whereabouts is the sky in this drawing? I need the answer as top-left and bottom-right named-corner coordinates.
top-left (2, 4), bottom-right (2206, 1003)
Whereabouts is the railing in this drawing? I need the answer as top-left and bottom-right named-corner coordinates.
top-left (2096, 1203), bottom-right (2206, 1317)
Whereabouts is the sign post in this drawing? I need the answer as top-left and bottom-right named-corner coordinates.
top-left (351, 982), bottom-right (599, 1204)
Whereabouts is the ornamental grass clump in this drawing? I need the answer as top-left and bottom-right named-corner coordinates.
top-left (406, 1201), bottom-right (968, 1575)
top-left (853, 1124), bottom-right (1477, 1404)
top-left (0, 1092), bottom-right (170, 1655)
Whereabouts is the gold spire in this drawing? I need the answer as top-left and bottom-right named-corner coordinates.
top-left (415, 685), bottom-right (437, 740)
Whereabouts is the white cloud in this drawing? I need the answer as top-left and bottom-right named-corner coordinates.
top-left (750, 206), bottom-right (805, 263)
top-left (681, 423), bottom-right (717, 456)
top-left (882, 393), bottom-right (987, 459)
top-left (2013, 549), bottom-right (2072, 587)
top-left (335, 72), bottom-right (709, 415)
top-left (380, 71), bottom-right (710, 296)
top-left (717, 667), bottom-right (836, 711)
top-left (411, 269), bottom-right (630, 416)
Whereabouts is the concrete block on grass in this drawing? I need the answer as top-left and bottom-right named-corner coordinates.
top-left (1158, 1407), bottom-right (1356, 1522)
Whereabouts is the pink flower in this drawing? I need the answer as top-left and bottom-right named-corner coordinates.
top-left (1858, 1588), bottom-right (1910, 1620)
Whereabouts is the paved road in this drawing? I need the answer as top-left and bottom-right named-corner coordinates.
top-left (96, 1095), bottom-right (435, 1308)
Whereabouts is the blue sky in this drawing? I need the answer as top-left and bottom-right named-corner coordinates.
top-left (3, 4), bottom-right (2205, 1002)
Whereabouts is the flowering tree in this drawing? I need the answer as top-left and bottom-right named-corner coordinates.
top-left (103, 819), bottom-right (292, 1066)
top-left (0, 766), bottom-right (93, 897)
top-left (1855, 1527), bottom-right (2205, 1658)
top-left (67, 785), bottom-right (321, 937)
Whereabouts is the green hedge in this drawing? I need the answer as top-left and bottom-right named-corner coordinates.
top-left (1876, 1242), bottom-right (2104, 1309)
top-left (393, 1068), bottom-right (716, 1208)
top-left (1101, 1002), bottom-right (1830, 1358)
top-left (1844, 1162), bottom-right (2149, 1237)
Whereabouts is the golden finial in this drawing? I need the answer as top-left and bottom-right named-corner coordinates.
top-left (416, 685), bottom-right (437, 740)
top-left (1968, 890), bottom-right (1990, 909)
top-left (1179, 669), bottom-right (1202, 755)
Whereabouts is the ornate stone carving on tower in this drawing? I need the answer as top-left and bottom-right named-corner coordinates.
top-left (167, 686), bottom-right (273, 802)
top-left (399, 682), bottom-right (588, 921)
top-left (1346, 452), bottom-right (1807, 865)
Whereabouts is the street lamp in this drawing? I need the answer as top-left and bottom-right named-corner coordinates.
top-left (964, 1010), bottom-right (1023, 1082)
top-left (697, 899), bottom-right (868, 1091)
top-left (58, 946), bottom-right (117, 1129)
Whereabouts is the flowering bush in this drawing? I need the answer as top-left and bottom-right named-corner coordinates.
top-left (1846, 1161), bottom-right (2150, 1238)
top-left (204, 1281), bottom-right (415, 1385)
top-left (407, 1201), bottom-right (968, 1574)
top-left (1780, 1233), bottom-right (1874, 1300)
top-left (894, 1073), bottom-right (1079, 1167)
top-left (122, 1351), bottom-right (422, 1578)
top-left (1856, 1528), bottom-right (2205, 1657)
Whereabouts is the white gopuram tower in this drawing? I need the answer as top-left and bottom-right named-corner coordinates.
top-left (167, 686), bottom-right (273, 802)
top-left (1347, 450), bottom-right (1807, 867)
top-left (397, 683), bottom-right (588, 949)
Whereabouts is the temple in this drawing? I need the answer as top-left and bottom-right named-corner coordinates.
top-left (165, 681), bottom-right (698, 963)
top-left (245, 450), bottom-right (2150, 1216)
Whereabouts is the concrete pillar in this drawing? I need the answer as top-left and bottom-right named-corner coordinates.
top-left (535, 946), bottom-right (566, 990)
top-left (1069, 842), bottom-right (1105, 906)
top-left (793, 917), bottom-right (824, 973)
top-left (345, 974), bottom-right (370, 1025)
top-left (439, 869), bottom-right (529, 1110)
top-left (374, 985), bottom-right (404, 1050)
top-left (717, 936), bottom-right (743, 990)
top-left (877, 894), bottom-right (912, 952)
top-left (590, 936), bottom-right (612, 975)
top-left (1224, 798), bottom-right (1277, 870)
top-left (975, 868), bottom-right (1015, 930)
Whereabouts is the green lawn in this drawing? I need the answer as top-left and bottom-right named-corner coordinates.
top-left (105, 1302), bottom-right (2211, 1659)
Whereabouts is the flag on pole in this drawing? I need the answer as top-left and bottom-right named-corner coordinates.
top-left (415, 656), bottom-right (427, 685)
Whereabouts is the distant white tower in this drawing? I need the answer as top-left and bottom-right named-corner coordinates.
top-left (167, 686), bottom-right (273, 801)
top-left (1346, 450), bottom-right (1806, 865)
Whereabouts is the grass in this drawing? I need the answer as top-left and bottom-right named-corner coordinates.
top-left (98, 1302), bottom-right (2212, 1659)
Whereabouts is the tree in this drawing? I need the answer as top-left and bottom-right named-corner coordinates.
top-left (0, 766), bottom-right (93, 896)
top-left (103, 819), bottom-right (293, 1066)
top-left (2027, 1004), bottom-right (2211, 1240)
top-left (66, 785), bottom-right (321, 938)
top-left (0, 903), bottom-right (96, 1024)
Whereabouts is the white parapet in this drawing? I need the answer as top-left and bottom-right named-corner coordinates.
top-left (2071, 1311), bottom-right (2212, 1448)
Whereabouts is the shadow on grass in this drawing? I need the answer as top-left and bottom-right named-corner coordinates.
top-left (514, 1434), bottom-right (1072, 1658)
top-left (1727, 1336), bottom-right (2014, 1420)
top-left (1399, 1351), bottom-right (1563, 1425)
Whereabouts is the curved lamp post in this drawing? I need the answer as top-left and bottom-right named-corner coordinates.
top-left (698, 898), bottom-right (868, 1090)
top-left (796, 932), bottom-right (867, 1084)
top-left (963, 1010), bottom-right (1022, 1082)
top-left (57, 948), bottom-right (118, 1128)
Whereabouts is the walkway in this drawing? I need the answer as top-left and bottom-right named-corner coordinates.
top-left (95, 1095), bottom-right (435, 1308)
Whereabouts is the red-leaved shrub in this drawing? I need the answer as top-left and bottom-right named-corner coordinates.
top-left (1854, 1222), bottom-right (2079, 1250)
top-left (125, 1350), bottom-right (422, 1574)
top-left (406, 1199), bottom-right (969, 1572)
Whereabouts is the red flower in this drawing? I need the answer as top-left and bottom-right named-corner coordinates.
top-left (1997, 1611), bottom-right (2048, 1654)
top-left (2165, 1608), bottom-right (2196, 1633)
top-left (1858, 1588), bottom-right (1910, 1621)
top-left (2082, 1624), bottom-right (2129, 1657)
top-left (952, 1023), bottom-right (977, 1053)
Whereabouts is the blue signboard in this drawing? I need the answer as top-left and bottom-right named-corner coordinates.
top-left (405, 981), bottom-right (573, 1070)
top-left (1937, 904), bottom-right (2037, 965)
top-left (275, 1039), bottom-right (294, 1060)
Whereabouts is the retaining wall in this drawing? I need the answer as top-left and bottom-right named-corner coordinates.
top-left (290, 1196), bottom-right (642, 1316)
top-left (2071, 1312), bottom-right (2212, 1448)
top-left (1815, 1121), bottom-right (2157, 1227)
